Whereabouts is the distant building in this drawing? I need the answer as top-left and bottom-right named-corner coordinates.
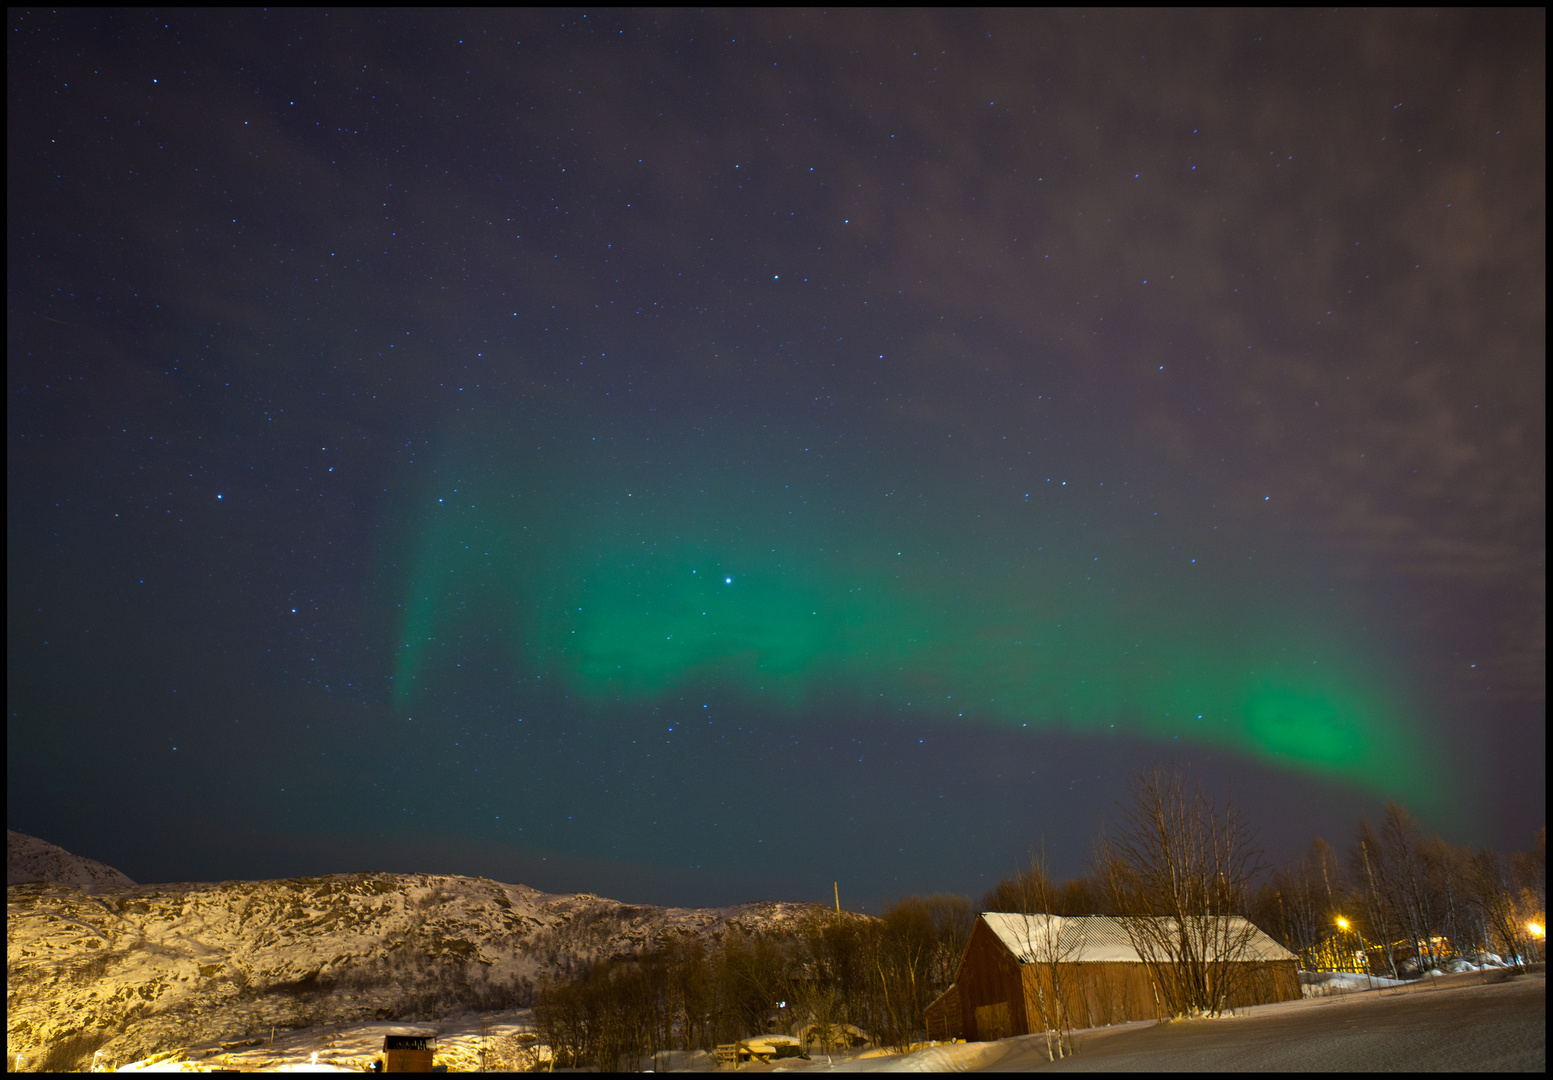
top-left (926, 913), bottom-right (1300, 1040)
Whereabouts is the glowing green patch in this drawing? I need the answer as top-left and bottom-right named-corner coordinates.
top-left (1241, 683), bottom-right (1380, 768)
top-left (386, 451), bottom-right (1438, 811)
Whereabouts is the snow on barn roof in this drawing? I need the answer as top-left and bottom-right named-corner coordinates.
top-left (980, 913), bottom-right (1298, 964)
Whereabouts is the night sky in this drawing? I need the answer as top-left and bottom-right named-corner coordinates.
top-left (8, 10), bottom-right (1544, 910)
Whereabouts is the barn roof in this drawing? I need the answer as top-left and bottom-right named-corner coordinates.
top-left (980, 913), bottom-right (1298, 964)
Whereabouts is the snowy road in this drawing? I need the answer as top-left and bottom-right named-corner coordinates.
top-left (811, 968), bottom-right (1543, 1073)
top-left (993, 969), bottom-right (1545, 1072)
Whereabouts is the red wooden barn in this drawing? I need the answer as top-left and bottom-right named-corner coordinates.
top-left (924, 913), bottom-right (1300, 1041)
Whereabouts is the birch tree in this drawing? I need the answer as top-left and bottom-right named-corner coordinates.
top-left (1009, 846), bottom-right (1079, 1060)
top-left (1096, 763), bottom-right (1266, 1017)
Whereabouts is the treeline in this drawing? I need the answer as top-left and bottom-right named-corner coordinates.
top-left (533, 895), bottom-right (972, 1070)
top-left (976, 783), bottom-right (1545, 984)
top-left (1249, 804), bottom-right (1545, 978)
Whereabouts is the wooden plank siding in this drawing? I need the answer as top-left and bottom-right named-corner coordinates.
top-left (1018, 959), bottom-right (1299, 1030)
top-left (1216, 959), bottom-right (1302, 1010)
top-left (922, 984), bottom-right (962, 1041)
top-left (955, 915), bottom-right (1303, 1040)
top-left (954, 917), bottom-right (1030, 1041)
top-left (1020, 961), bottom-right (1165, 1030)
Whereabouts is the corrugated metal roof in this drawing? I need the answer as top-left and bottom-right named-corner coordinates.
top-left (980, 913), bottom-right (1298, 964)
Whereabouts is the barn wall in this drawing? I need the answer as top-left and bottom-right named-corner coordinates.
top-left (1217, 959), bottom-right (1301, 1009)
top-left (1155, 957), bottom-right (1304, 1014)
top-left (1021, 962), bottom-right (1165, 1030)
top-left (1017, 959), bottom-right (1300, 1031)
top-left (955, 919), bottom-right (1028, 1040)
top-left (956, 917), bottom-right (1303, 1039)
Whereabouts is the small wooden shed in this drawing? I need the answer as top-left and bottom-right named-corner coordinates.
top-left (923, 983), bottom-right (962, 1041)
top-left (954, 913), bottom-right (1300, 1040)
top-left (382, 1034), bottom-right (436, 1072)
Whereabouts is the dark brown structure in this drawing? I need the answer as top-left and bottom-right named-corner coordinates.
top-left (382, 1034), bottom-right (436, 1072)
top-left (922, 983), bottom-right (962, 1041)
top-left (950, 914), bottom-right (1301, 1040)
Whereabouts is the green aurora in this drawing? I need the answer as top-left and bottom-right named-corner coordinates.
top-left (387, 433), bottom-right (1438, 810)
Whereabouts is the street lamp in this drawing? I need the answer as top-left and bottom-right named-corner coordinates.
top-left (1336, 917), bottom-right (1374, 990)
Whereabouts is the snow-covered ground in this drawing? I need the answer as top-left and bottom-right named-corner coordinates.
top-left (91, 965), bottom-right (1543, 1072)
top-left (107, 1009), bottom-right (542, 1072)
top-left (806, 967), bottom-right (1547, 1073)
top-left (1298, 951), bottom-right (1521, 996)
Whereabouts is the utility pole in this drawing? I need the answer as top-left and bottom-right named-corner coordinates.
top-left (834, 882), bottom-right (841, 919)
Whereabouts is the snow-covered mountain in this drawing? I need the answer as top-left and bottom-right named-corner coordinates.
top-left (7, 829), bottom-right (136, 892)
top-left (6, 849), bottom-right (836, 1070)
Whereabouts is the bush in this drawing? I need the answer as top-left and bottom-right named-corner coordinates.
top-left (34, 1030), bottom-right (113, 1072)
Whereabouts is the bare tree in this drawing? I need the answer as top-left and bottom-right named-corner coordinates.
top-left (1382, 803), bottom-right (1444, 972)
top-left (1096, 763), bottom-right (1267, 1018)
top-left (922, 893), bottom-right (975, 989)
top-left (870, 896), bottom-right (965, 1051)
top-left (533, 975), bottom-right (589, 1069)
top-left (1259, 839), bottom-right (1348, 970)
top-left (1005, 846), bottom-right (1079, 1060)
top-left (980, 870), bottom-right (1044, 914)
top-left (1058, 875), bottom-right (1111, 916)
top-left (981, 870), bottom-right (1109, 916)
top-left (1351, 822), bottom-right (1401, 979)
top-left (708, 926), bottom-right (793, 1045)
top-left (1351, 804), bottom-right (1450, 977)
top-left (1512, 827), bottom-right (1546, 962)
top-left (791, 975), bottom-right (841, 1056)
top-left (1419, 835), bottom-right (1473, 960)
top-left (1467, 848), bottom-right (1532, 970)
top-left (661, 936), bottom-right (711, 1051)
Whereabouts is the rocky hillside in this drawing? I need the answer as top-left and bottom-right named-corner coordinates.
top-left (7, 867), bottom-right (833, 1069)
top-left (7, 829), bottom-right (136, 892)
